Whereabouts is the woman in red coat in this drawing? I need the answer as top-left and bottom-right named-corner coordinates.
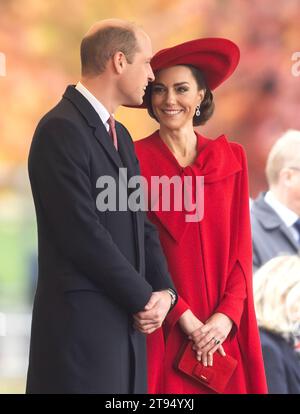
top-left (134, 38), bottom-right (267, 394)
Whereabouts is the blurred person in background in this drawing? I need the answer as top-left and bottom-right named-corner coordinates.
top-left (134, 39), bottom-right (267, 393)
top-left (251, 130), bottom-right (300, 271)
top-left (254, 255), bottom-right (300, 394)
top-left (26, 19), bottom-right (176, 394)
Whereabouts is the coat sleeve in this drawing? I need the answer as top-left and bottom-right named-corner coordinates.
top-left (144, 215), bottom-right (176, 292)
top-left (233, 145), bottom-right (268, 392)
top-left (215, 144), bottom-right (250, 334)
top-left (29, 117), bottom-right (152, 313)
top-left (214, 260), bottom-right (247, 332)
top-left (162, 296), bottom-right (190, 339)
top-left (130, 134), bottom-right (175, 293)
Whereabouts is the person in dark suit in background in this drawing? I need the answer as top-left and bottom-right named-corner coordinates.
top-left (254, 255), bottom-right (300, 394)
top-left (26, 19), bottom-right (176, 394)
top-left (251, 130), bottom-right (300, 271)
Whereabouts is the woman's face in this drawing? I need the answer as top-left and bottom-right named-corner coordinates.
top-left (151, 65), bottom-right (205, 130)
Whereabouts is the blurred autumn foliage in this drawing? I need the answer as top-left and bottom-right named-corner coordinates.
top-left (1, 0), bottom-right (300, 196)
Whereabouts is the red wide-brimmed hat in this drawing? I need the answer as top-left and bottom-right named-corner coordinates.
top-left (151, 37), bottom-right (240, 89)
top-left (136, 37), bottom-right (240, 108)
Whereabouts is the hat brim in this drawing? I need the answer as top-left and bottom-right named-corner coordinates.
top-left (131, 37), bottom-right (240, 109)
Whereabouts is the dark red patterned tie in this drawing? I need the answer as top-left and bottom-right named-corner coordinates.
top-left (108, 115), bottom-right (118, 150)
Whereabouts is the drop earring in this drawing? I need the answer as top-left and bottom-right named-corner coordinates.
top-left (195, 105), bottom-right (201, 117)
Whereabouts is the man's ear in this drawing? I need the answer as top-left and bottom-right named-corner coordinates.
top-left (280, 167), bottom-right (293, 187)
top-left (112, 51), bottom-right (126, 74)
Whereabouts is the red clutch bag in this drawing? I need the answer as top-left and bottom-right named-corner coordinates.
top-left (175, 340), bottom-right (238, 393)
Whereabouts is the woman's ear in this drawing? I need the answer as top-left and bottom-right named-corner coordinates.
top-left (198, 88), bottom-right (205, 103)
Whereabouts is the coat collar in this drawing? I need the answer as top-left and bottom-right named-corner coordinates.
top-left (252, 193), bottom-right (284, 229)
top-left (63, 85), bottom-right (123, 170)
top-left (252, 193), bottom-right (299, 250)
top-left (142, 132), bottom-right (242, 243)
top-left (145, 132), bottom-right (242, 183)
top-left (192, 134), bottom-right (242, 183)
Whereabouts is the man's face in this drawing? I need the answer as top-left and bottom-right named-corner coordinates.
top-left (118, 30), bottom-right (154, 106)
top-left (286, 167), bottom-right (300, 216)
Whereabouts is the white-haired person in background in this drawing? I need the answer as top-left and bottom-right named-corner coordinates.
top-left (251, 129), bottom-right (300, 271)
top-left (254, 255), bottom-right (300, 394)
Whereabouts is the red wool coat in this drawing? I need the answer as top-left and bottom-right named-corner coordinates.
top-left (135, 131), bottom-right (267, 394)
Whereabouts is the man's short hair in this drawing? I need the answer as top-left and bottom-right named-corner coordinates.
top-left (80, 25), bottom-right (139, 76)
top-left (265, 129), bottom-right (300, 185)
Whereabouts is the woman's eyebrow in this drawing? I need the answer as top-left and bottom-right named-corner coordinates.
top-left (173, 82), bottom-right (190, 86)
top-left (153, 82), bottom-right (190, 86)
